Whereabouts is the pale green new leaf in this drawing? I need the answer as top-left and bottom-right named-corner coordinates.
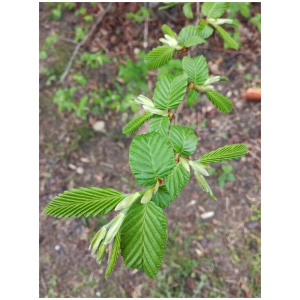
top-left (120, 201), bottom-right (167, 278)
top-left (205, 89), bottom-right (232, 113)
top-left (183, 2), bottom-right (193, 19)
top-left (149, 116), bottom-right (170, 137)
top-left (161, 24), bottom-right (176, 38)
top-left (44, 187), bottom-right (125, 218)
top-left (145, 46), bottom-right (175, 69)
top-left (195, 172), bottom-right (217, 200)
top-left (165, 163), bottom-right (190, 198)
top-left (129, 132), bottom-right (176, 186)
top-left (201, 2), bottom-right (228, 18)
top-left (105, 232), bottom-right (121, 279)
top-left (198, 19), bottom-right (214, 38)
top-left (153, 74), bottom-right (188, 110)
top-left (186, 88), bottom-right (199, 105)
top-left (215, 25), bottom-right (238, 50)
top-left (177, 25), bottom-right (206, 47)
top-left (199, 144), bottom-right (249, 164)
top-left (123, 112), bottom-right (153, 135)
top-left (169, 125), bottom-right (198, 156)
top-left (182, 56), bottom-right (208, 85)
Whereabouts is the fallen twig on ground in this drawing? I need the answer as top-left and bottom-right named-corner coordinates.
top-left (59, 3), bottom-right (112, 83)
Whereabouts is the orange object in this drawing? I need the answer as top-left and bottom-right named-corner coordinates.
top-left (245, 88), bottom-right (261, 101)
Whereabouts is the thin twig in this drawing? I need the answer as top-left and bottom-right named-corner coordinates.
top-left (59, 37), bottom-right (77, 44)
top-left (143, 2), bottom-right (149, 49)
top-left (59, 3), bottom-right (112, 83)
top-left (195, 2), bottom-right (200, 25)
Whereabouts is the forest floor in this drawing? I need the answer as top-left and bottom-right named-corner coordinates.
top-left (39, 3), bottom-right (261, 298)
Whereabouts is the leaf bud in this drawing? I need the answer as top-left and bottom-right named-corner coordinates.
top-left (89, 226), bottom-right (107, 254)
top-left (104, 210), bottom-right (127, 245)
top-left (134, 95), bottom-right (154, 107)
top-left (179, 157), bottom-right (190, 173)
top-left (194, 172), bottom-right (217, 200)
top-left (204, 75), bottom-right (220, 85)
top-left (159, 34), bottom-right (183, 50)
top-left (115, 192), bottom-right (140, 211)
top-left (143, 106), bottom-right (169, 116)
top-left (207, 18), bottom-right (233, 25)
top-left (141, 188), bottom-right (154, 204)
top-left (189, 160), bottom-right (209, 176)
top-left (96, 242), bottom-right (107, 264)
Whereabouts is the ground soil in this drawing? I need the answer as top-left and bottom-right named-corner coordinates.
top-left (39, 3), bottom-right (261, 298)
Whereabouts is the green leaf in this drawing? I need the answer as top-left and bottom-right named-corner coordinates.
top-left (120, 201), bottom-right (167, 278)
top-left (129, 132), bottom-right (176, 186)
top-left (39, 50), bottom-right (47, 60)
top-left (250, 13), bottom-right (261, 32)
top-left (198, 19), bottom-right (214, 38)
top-left (161, 24), bottom-right (176, 38)
top-left (151, 185), bottom-right (173, 209)
top-left (153, 74), bottom-right (188, 110)
top-left (159, 2), bottom-right (178, 10)
top-left (149, 116), bottom-right (170, 137)
top-left (44, 188), bottom-right (125, 218)
top-left (183, 3), bottom-right (193, 19)
top-left (201, 2), bottom-right (228, 18)
top-left (169, 125), bottom-right (198, 156)
top-left (149, 163), bottom-right (191, 206)
top-left (105, 232), bottom-right (121, 279)
top-left (73, 72), bottom-right (87, 86)
top-left (145, 46), bottom-right (175, 69)
top-left (165, 163), bottom-right (190, 199)
top-left (123, 112), bottom-right (153, 135)
top-left (214, 25), bottom-right (238, 50)
top-left (204, 89), bottom-right (232, 113)
top-left (182, 56), bottom-right (208, 85)
top-left (186, 88), bottom-right (199, 105)
top-left (177, 25), bottom-right (206, 47)
top-left (219, 76), bottom-right (229, 81)
top-left (199, 144), bottom-right (248, 164)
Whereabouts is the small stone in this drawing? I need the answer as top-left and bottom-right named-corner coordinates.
top-left (80, 157), bottom-right (90, 163)
top-left (200, 211), bottom-right (215, 219)
top-left (76, 167), bottom-right (84, 174)
top-left (68, 164), bottom-right (76, 170)
top-left (187, 200), bottom-right (196, 206)
top-left (93, 121), bottom-right (105, 132)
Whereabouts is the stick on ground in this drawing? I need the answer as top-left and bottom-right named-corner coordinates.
top-left (59, 3), bottom-right (112, 84)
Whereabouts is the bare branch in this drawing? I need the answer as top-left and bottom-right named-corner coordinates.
top-left (59, 3), bottom-right (113, 84)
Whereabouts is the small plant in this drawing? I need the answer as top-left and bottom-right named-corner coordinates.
top-left (227, 2), bottom-right (251, 19)
top-left (44, 3), bottom-right (250, 279)
top-left (126, 6), bottom-right (150, 24)
top-left (117, 51), bottom-right (149, 95)
top-left (250, 13), bottom-right (261, 32)
top-left (81, 51), bottom-right (110, 68)
top-left (218, 164), bottom-right (236, 188)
